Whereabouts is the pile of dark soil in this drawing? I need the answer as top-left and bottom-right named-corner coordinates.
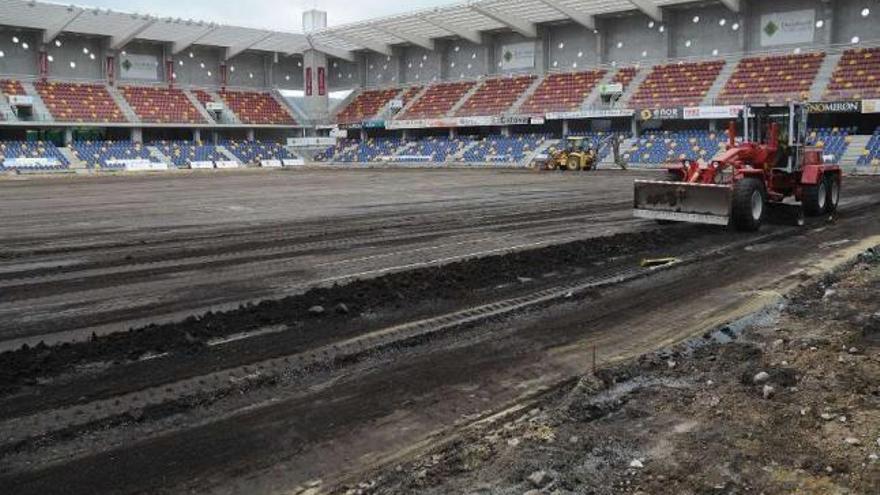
top-left (0, 227), bottom-right (724, 395)
top-left (335, 248), bottom-right (880, 495)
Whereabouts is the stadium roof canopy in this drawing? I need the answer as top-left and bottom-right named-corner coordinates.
top-left (0, 0), bottom-right (740, 61)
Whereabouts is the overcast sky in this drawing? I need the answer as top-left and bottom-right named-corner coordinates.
top-left (67, 0), bottom-right (459, 31)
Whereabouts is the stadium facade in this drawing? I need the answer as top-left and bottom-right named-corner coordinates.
top-left (0, 0), bottom-right (880, 170)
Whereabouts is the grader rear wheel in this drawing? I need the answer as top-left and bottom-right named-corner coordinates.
top-left (566, 155), bottom-right (581, 171)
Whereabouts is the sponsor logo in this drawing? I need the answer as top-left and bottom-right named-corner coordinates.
top-left (806, 101), bottom-right (861, 114)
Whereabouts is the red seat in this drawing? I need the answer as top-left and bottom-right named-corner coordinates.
top-left (400, 81), bottom-right (475, 119)
top-left (34, 81), bottom-right (127, 123)
top-left (217, 89), bottom-right (296, 125)
top-left (719, 52), bottom-right (824, 104)
top-left (455, 75), bottom-right (537, 117)
top-left (121, 85), bottom-right (206, 124)
top-left (630, 60), bottom-right (726, 107)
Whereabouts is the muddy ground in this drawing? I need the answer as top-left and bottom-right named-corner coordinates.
top-left (1, 170), bottom-right (879, 494)
top-left (339, 250), bottom-right (880, 495)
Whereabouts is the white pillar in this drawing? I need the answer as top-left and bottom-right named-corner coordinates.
top-left (246, 129), bottom-right (256, 141)
top-left (130, 128), bottom-right (143, 143)
top-left (193, 129), bottom-right (202, 143)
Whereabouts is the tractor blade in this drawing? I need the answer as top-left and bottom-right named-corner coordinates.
top-left (633, 180), bottom-right (733, 226)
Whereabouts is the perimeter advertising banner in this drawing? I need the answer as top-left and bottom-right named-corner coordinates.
top-left (806, 101), bottom-right (861, 113)
top-left (863, 99), bottom-right (880, 113)
top-left (760, 10), bottom-right (816, 47)
top-left (119, 53), bottom-right (160, 81)
top-left (387, 115), bottom-right (530, 129)
top-left (499, 42), bottom-right (536, 71)
top-left (545, 109), bottom-right (635, 120)
top-left (683, 106), bottom-right (743, 120)
top-left (638, 107), bottom-right (682, 121)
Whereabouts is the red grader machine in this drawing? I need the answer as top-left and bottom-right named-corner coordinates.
top-left (633, 103), bottom-right (842, 231)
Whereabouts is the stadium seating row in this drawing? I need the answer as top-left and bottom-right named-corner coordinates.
top-left (0, 80), bottom-right (296, 125)
top-left (325, 134), bottom-right (550, 163)
top-left (0, 140), bottom-right (298, 171)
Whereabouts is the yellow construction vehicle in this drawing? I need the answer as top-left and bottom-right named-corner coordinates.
top-left (547, 137), bottom-right (597, 171)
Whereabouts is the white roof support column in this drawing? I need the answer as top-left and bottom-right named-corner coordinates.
top-left (627, 0), bottom-right (663, 22)
top-left (470, 4), bottom-right (537, 38)
top-left (537, 0), bottom-right (595, 30)
top-left (172, 25), bottom-right (218, 55)
top-left (375, 25), bottom-right (434, 51)
top-left (332, 33), bottom-right (393, 57)
top-left (225, 31), bottom-right (276, 60)
top-left (305, 38), bottom-right (355, 62)
top-left (422, 15), bottom-right (482, 45)
top-left (718, 0), bottom-right (741, 13)
top-left (42, 7), bottom-right (85, 44)
top-left (110, 18), bottom-right (157, 51)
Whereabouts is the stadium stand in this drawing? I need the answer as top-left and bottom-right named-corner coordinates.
top-left (629, 61), bottom-right (725, 107)
top-left (328, 138), bottom-right (405, 162)
top-left (120, 86), bottom-right (206, 124)
top-left (857, 128), bottom-right (880, 167)
top-left (400, 81), bottom-right (475, 119)
top-left (217, 89), bottom-right (296, 125)
top-left (460, 134), bottom-right (546, 163)
top-left (825, 47), bottom-right (880, 100)
top-left (719, 52), bottom-right (824, 104)
top-left (0, 141), bottom-right (69, 171)
top-left (518, 70), bottom-right (606, 115)
top-left (613, 67), bottom-right (639, 90)
top-left (153, 141), bottom-right (226, 168)
top-left (1, 79), bottom-right (26, 96)
top-left (193, 89), bottom-right (216, 106)
top-left (35, 81), bottom-right (126, 123)
top-left (808, 128), bottom-right (853, 163)
top-left (405, 136), bottom-right (473, 162)
top-left (71, 141), bottom-right (158, 169)
top-left (223, 140), bottom-right (296, 164)
top-left (455, 75), bottom-right (537, 117)
top-left (624, 130), bottom-right (731, 165)
top-left (337, 88), bottom-right (407, 124)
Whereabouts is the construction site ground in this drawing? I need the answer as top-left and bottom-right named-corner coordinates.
top-left (0, 168), bottom-right (878, 494)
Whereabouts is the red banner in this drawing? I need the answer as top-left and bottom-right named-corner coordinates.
top-left (106, 56), bottom-right (115, 86)
top-left (306, 67), bottom-right (313, 96)
top-left (38, 51), bottom-right (49, 80)
top-left (317, 67), bottom-right (326, 96)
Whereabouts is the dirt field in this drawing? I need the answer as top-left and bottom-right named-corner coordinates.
top-left (0, 169), bottom-right (878, 494)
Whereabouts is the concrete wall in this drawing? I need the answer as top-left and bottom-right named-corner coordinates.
top-left (402, 45), bottom-right (443, 84)
top-left (227, 52), bottom-right (267, 88)
top-left (492, 32), bottom-right (541, 75)
top-left (48, 34), bottom-right (104, 80)
top-left (668, 3), bottom-right (744, 58)
top-left (365, 51), bottom-right (400, 87)
top-left (0, 28), bottom-right (39, 77)
top-left (117, 41), bottom-right (164, 83)
top-left (545, 24), bottom-right (600, 72)
top-left (444, 40), bottom-right (490, 80)
top-left (327, 57), bottom-right (361, 90)
top-left (275, 55), bottom-right (304, 90)
top-left (833, 0), bottom-right (880, 45)
top-left (172, 45), bottom-right (221, 87)
top-left (602, 12), bottom-right (667, 64)
top-left (744, 0), bottom-right (827, 52)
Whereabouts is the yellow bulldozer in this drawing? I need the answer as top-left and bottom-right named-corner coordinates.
top-left (546, 137), bottom-right (598, 171)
